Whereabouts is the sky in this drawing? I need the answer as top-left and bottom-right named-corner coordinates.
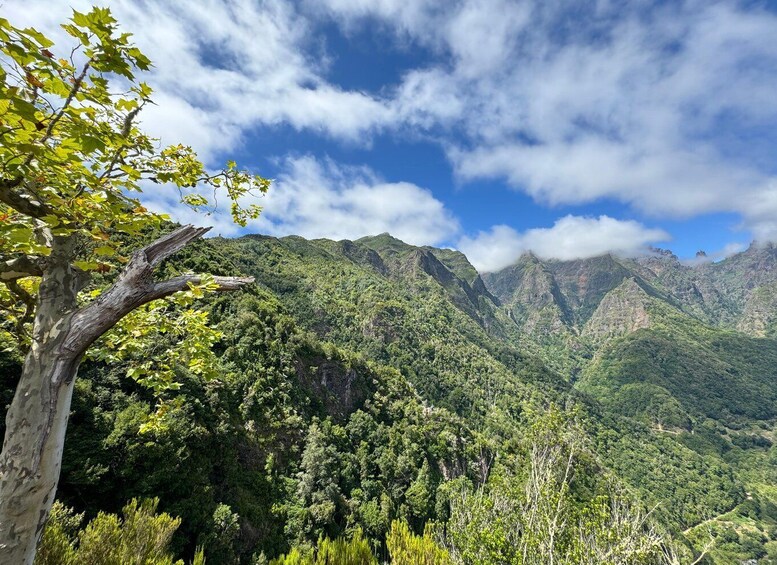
top-left (6, 0), bottom-right (777, 272)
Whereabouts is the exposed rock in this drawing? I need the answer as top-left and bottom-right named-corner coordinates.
top-left (582, 278), bottom-right (652, 340)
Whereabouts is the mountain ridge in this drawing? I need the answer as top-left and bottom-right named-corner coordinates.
top-left (52, 229), bottom-right (773, 562)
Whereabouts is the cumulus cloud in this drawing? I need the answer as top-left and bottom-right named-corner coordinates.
top-left (7, 0), bottom-right (777, 248)
top-left (458, 216), bottom-right (670, 272)
top-left (140, 155), bottom-right (459, 245)
top-left (255, 156), bottom-right (459, 245)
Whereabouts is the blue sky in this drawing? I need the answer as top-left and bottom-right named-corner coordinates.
top-left (8, 0), bottom-right (777, 271)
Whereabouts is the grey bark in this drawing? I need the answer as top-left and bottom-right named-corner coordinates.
top-left (0, 225), bottom-right (253, 564)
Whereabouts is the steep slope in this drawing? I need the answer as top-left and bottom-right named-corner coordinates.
top-left (582, 277), bottom-right (654, 340)
top-left (484, 246), bottom-right (777, 561)
top-left (5, 231), bottom-right (765, 561)
top-left (738, 281), bottom-right (777, 337)
top-left (484, 253), bottom-right (572, 334)
top-left (209, 233), bottom-right (744, 530)
top-left (213, 233), bottom-right (560, 419)
top-left (487, 243), bottom-right (777, 338)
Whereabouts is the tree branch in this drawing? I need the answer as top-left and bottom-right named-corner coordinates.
top-left (0, 255), bottom-right (43, 281)
top-left (63, 224), bottom-right (252, 356)
top-left (144, 224), bottom-right (212, 266)
top-left (98, 104), bottom-right (144, 182)
top-left (33, 59), bottom-right (92, 152)
top-left (5, 279), bottom-right (36, 340)
top-left (0, 178), bottom-right (52, 219)
top-left (149, 274), bottom-right (255, 301)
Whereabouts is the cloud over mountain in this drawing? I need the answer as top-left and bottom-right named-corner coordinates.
top-left (459, 216), bottom-right (669, 272)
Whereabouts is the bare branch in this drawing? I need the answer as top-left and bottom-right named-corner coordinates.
top-left (150, 274), bottom-right (254, 300)
top-left (144, 224), bottom-right (211, 266)
top-left (0, 255), bottom-right (43, 281)
top-left (63, 224), bottom-right (250, 356)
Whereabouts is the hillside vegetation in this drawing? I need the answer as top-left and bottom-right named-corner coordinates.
top-left (5, 233), bottom-right (776, 562)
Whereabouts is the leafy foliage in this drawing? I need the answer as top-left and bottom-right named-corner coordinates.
top-left (442, 408), bottom-right (672, 565)
top-left (269, 529), bottom-right (376, 565)
top-left (0, 6), bottom-right (267, 260)
top-left (386, 520), bottom-right (451, 565)
top-left (36, 498), bottom-right (186, 565)
top-left (1, 231), bottom-right (752, 562)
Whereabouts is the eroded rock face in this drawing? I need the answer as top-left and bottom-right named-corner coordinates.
top-left (582, 278), bottom-right (652, 340)
top-left (295, 359), bottom-right (370, 420)
top-left (737, 281), bottom-right (777, 337)
top-left (485, 243), bottom-right (777, 339)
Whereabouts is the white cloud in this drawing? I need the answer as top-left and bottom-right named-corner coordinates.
top-left (314, 0), bottom-right (777, 239)
top-left (255, 156), bottom-right (459, 245)
top-left (458, 216), bottom-right (669, 272)
top-left (139, 155), bottom-right (459, 246)
top-left (457, 225), bottom-right (528, 274)
top-left (451, 140), bottom-right (765, 217)
top-left (681, 242), bottom-right (747, 266)
top-left (6, 0), bottom-right (777, 248)
top-left (443, 0), bottom-right (531, 78)
top-left (2, 0), bottom-right (394, 162)
top-left (736, 181), bottom-right (777, 243)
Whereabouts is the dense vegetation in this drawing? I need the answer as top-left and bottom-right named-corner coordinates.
top-left (486, 244), bottom-right (777, 563)
top-left (3, 231), bottom-right (775, 562)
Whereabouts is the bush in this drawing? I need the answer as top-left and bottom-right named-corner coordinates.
top-left (269, 529), bottom-right (376, 565)
top-left (386, 520), bottom-right (451, 565)
top-left (36, 498), bottom-right (184, 565)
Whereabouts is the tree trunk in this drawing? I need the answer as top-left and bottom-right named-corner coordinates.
top-left (0, 236), bottom-right (81, 564)
top-left (0, 226), bottom-right (252, 564)
top-left (0, 337), bottom-right (80, 563)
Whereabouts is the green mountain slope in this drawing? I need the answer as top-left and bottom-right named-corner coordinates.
top-left (214, 234), bottom-right (744, 529)
top-left (6, 232), bottom-right (776, 562)
top-left (485, 245), bottom-right (777, 562)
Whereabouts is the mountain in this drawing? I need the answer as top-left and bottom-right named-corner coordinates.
top-left (484, 244), bottom-right (777, 563)
top-left (486, 242), bottom-right (777, 333)
top-left (484, 244), bottom-right (777, 426)
top-left (5, 232), bottom-right (776, 563)
top-left (214, 235), bottom-right (764, 537)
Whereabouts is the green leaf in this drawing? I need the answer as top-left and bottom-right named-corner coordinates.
top-left (73, 260), bottom-right (99, 271)
top-left (80, 136), bottom-right (105, 154)
top-left (93, 245), bottom-right (116, 257)
top-left (21, 27), bottom-right (54, 48)
top-left (10, 97), bottom-right (38, 122)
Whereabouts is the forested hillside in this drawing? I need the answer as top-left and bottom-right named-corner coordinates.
top-left (5, 232), bottom-right (775, 563)
top-left (485, 243), bottom-right (777, 563)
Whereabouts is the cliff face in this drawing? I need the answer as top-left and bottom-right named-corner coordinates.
top-left (485, 243), bottom-right (777, 341)
top-left (582, 277), bottom-right (653, 340)
top-left (737, 281), bottom-right (777, 337)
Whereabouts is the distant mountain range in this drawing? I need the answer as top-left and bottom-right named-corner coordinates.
top-left (484, 242), bottom-right (777, 342)
top-left (482, 241), bottom-right (777, 428)
top-left (222, 232), bottom-right (777, 561)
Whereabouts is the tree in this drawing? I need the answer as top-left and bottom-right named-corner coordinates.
top-left (0, 8), bottom-right (269, 563)
top-left (443, 407), bottom-right (671, 564)
top-left (37, 498), bottom-right (198, 565)
top-left (386, 520), bottom-right (451, 565)
top-left (269, 529), bottom-right (377, 565)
